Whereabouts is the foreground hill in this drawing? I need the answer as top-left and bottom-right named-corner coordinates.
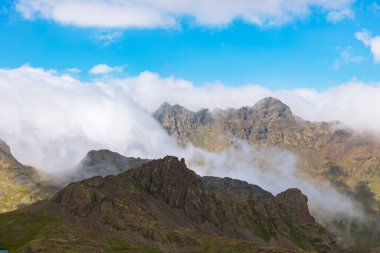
top-left (153, 97), bottom-right (380, 211)
top-left (0, 139), bottom-right (57, 213)
top-left (0, 156), bottom-right (339, 253)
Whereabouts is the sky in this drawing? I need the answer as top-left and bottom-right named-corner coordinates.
top-left (0, 0), bottom-right (380, 90)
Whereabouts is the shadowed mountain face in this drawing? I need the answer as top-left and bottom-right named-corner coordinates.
top-left (0, 139), bottom-right (58, 213)
top-left (153, 97), bottom-right (380, 210)
top-left (58, 149), bottom-right (150, 185)
top-left (0, 156), bottom-right (339, 253)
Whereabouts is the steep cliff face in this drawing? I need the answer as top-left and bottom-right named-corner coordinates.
top-left (0, 156), bottom-right (339, 253)
top-left (0, 139), bottom-right (57, 213)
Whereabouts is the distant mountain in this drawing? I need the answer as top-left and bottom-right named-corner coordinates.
top-left (153, 97), bottom-right (380, 212)
top-left (153, 97), bottom-right (336, 150)
top-left (59, 149), bottom-right (149, 185)
top-left (0, 139), bottom-right (58, 213)
top-left (0, 156), bottom-right (339, 253)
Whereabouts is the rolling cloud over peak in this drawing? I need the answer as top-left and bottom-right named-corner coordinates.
top-left (0, 66), bottom-right (380, 171)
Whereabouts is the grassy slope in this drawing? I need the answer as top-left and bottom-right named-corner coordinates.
top-left (0, 208), bottom-right (300, 253)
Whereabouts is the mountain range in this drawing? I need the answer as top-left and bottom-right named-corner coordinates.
top-left (1, 97), bottom-right (380, 252)
top-left (153, 97), bottom-right (380, 213)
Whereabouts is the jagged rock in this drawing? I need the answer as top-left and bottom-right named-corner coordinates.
top-left (202, 176), bottom-right (273, 201)
top-left (153, 97), bottom-right (335, 151)
top-left (38, 156), bottom-right (339, 253)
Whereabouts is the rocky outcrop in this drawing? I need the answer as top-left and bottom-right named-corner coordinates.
top-left (202, 176), bottom-right (273, 201)
top-left (44, 156), bottom-right (339, 253)
top-left (153, 103), bottom-right (215, 148)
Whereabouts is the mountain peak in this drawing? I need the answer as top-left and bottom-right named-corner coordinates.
top-left (82, 149), bottom-right (127, 167)
top-left (57, 150), bottom-right (149, 185)
top-left (253, 97), bottom-right (292, 117)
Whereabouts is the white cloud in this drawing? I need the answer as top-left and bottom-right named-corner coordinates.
top-left (66, 68), bottom-right (81, 74)
top-left (0, 66), bottom-right (178, 171)
top-left (16, 0), bottom-right (354, 28)
top-left (333, 46), bottom-right (363, 69)
top-left (94, 31), bottom-right (123, 45)
top-left (356, 29), bottom-right (380, 62)
top-left (89, 64), bottom-right (123, 75)
top-left (327, 8), bottom-right (354, 23)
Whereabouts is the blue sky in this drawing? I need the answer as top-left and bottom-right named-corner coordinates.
top-left (0, 0), bottom-right (380, 90)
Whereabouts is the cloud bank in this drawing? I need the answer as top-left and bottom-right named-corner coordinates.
top-left (1, 66), bottom-right (380, 173)
top-left (114, 71), bottom-right (380, 133)
top-left (16, 0), bottom-right (354, 28)
top-left (0, 66), bottom-right (178, 171)
top-left (187, 141), bottom-right (363, 221)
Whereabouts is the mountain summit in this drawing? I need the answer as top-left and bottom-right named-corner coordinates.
top-left (59, 149), bottom-right (149, 185)
top-left (252, 97), bottom-right (292, 119)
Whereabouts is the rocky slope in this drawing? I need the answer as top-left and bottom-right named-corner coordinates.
top-left (153, 98), bottom-right (380, 211)
top-left (58, 149), bottom-right (149, 185)
top-left (0, 156), bottom-right (339, 253)
top-left (0, 139), bottom-right (57, 213)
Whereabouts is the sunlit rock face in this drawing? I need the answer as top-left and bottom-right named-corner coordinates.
top-left (0, 139), bottom-right (58, 213)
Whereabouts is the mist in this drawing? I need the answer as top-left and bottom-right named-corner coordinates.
top-left (182, 141), bottom-right (364, 221)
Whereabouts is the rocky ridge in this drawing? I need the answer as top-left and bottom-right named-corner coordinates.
top-left (153, 97), bottom-right (380, 209)
top-left (0, 156), bottom-right (339, 253)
